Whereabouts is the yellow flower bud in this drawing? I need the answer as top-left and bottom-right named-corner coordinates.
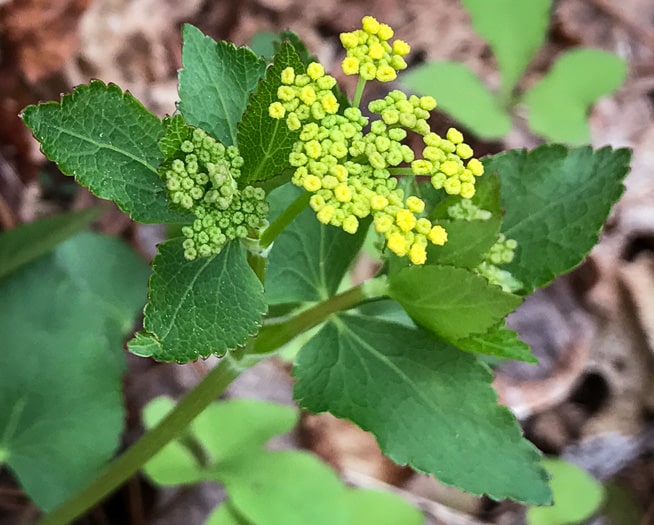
top-left (303, 175), bottom-right (322, 192)
top-left (268, 102), bottom-right (285, 119)
top-left (281, 67), bottom-right (295, 85)
top-left (393, 39), bottom-right (411, 56)
top-left (387, 232), bottom-right (408, 256)
top-left (376, 64), bottom-right (397, 82)
top-left (415, 218), bottom-right (432, 235)
top-left (377, 23), bottom-right (394, 40)
top-left (360, 62), bottom-right (377, 80)
top-left (321, 92), bottom-right (339, 114)
top-left (342, 56), bottom-right (360, 75)
top-left (374, 213), bottom-right (393, 233)
top-left (362, 16), bottom-right (380, 34)
top-left (370, 194), bottom-right (389, 210)
top-left (467, 158), bottom-right (484, 176)
top-left (340, 32), bottom-right (359, 49)
top-left (305, 140), bottom-right (322, 159)
top-left (300, 86), bottom-right (317, 106)
top-left (456, 143), bottom-right (474, 159)
top-left (310, 194), bottom-right (326, 211)
top-left (368, 42), bottom-right (385, 60)
top-left (460, 182), bottom-right (475, 199)
top-left (307, 62), bottom-right (325, 80)
top-left (343, 215), bottom-right (359, 234)
top-left (446, 128), bottom-right (464, 144)
top-left (443, 177), bottom-right (461, 195)
top-left (331, 164), bottom-right (348, 182)
top-left (428, 225), bottom-right (447, 245)
top-left (411, 159), bottom-right (433, 175)
top-left (334, 183), bottom-right (353, 202)
top-left (440, 160), bottom-right (461, 176)
top-left (406, 196), bottom-right (425, 214)
top-left (396, 209), bottom-right (417, 232)
top-left (409, 243), bottom-right (427, 265)
top-left (317, 205), bottom-right (335, 224)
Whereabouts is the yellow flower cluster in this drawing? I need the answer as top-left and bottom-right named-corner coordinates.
top-left (340, 16), bottom-right (410, 82)
top-left (369, 90), bottom-right (484, 199)
top-left (270, 63), bottom-right (448, 265)
top-left (268, 62), bottom-right (340, 132)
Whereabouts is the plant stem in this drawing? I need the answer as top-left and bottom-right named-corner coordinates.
top-left (388, 167), bottom-right (415, 176)
top-left (37, 352), bottom-right (251, 525)
top-left (352, 76), bottom-right (367, 109)
top-left (259, 191), bottom-right (311, 249)
top-left (247, 250), bottom-right (268, 284)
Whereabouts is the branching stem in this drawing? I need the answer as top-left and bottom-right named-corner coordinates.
top-left (259, 190), bottom-right (311, 249)
top-left (352, 76), bottom-right (367, 109)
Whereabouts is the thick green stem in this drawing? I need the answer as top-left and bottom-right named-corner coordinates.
top-left (352, 76), bottom-right (367, 109)
top-left (37, 352), bottom-right (251, 525)
top-left (259, 190), bottom-right (311, 249)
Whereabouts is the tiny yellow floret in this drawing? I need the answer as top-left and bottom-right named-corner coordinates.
top-left (281, 67), bottom-right (295, 85)
top-left (440, 160), bottom-right (460, 177)
top-left (321, 92), bottom-right (339, 114)
top-left (368, 42), bottom-right (385, 60)
top-left (362, 16), bottom-right (380, 34)
top-left (268, 102), bottom-right (285, 119)
top-left (460, 182), bottom-right (475, 199)
top-left (387, 232), bottom-right (408, 256)
top-left (396, 209), bottom-right (417, 232)
top-left (467, 158), bottom-right (484, 176)
top-left (340, 32), bottom-right (359, 49)
top-left (370, 194), bottom-right (389, 210)
top-left (343, 215), bottom-right (359, 234)
top-left (334, 184), bottom-right (353, 202)
top-left (409, 243), bottom-right (427, 265)
top-left (393, 39), bottom-right (411, 56)
top-left (456, 143), bottom-right (473, 159)
top-left (446, 128), bottom-right (464, 144)
top-left (374, 213), bottom-right (393, 233)
top-left (428, 225), bottom-right (448, 245)
top-left (307, 62), bottom-right (325, 80)
top-left (415, 218), bottom-right (432, 235)
top-left (317, 205), bottom-right (335, 224)
top-left (406, 196), bottom-right (425, 214)
top-left (377, 23), bottom-right (394, 40)
top-left (300, 86), bottom-right (317, 105)
top-left (303, 175), bottom-right (322, 192)
top-left (376, 64), bottom-right (397, 82)
top-left (342, 57), bottom-right (360, 75)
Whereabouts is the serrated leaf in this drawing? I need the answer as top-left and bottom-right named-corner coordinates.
top-left (485, 145), bottom-right (630, 292)
top-left (345, 489), bottom-right (424, 525)
top-left (389, 265), bottom-right (522, 341)
top-left (274, 31), bottom-right (318, 66)
top-left (159, 114), bottom-right (194, 158)
top-left (455, 323), bottom-right (537, 363)
top-left (237, 43), bottom-right (304, 184)
top-left (265, 184), bottom-right (369, 303)
top-left (217, 451), bottom-right (349, 525)
top-left (462, 0), bottom-right (551, 97)
top-left (0, 207), bottom-right (100, 282)
top-left (523, 49), bottom-right (627, 144)
top-left (178, 24), bottom-right (266, 147)
top-left (402, 62), bottom-right (511, 139)
top-left (131, 239), bottom-right (266, 362)
top-left (21, 81), bottom-right (187, 224)
top-left (142, 397), bottom-right (298, 486)
top-left (527, 458), bottom-right (604, 525)
top-left (0, 232), bottom-right (149, 510)
top-left (293, 314), bottom-right (551, 504)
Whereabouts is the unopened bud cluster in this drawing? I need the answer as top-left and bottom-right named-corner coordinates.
top-left (476, 234), bottom-right (521, 292)
top-left (163, 128), bottom-right (268, 261)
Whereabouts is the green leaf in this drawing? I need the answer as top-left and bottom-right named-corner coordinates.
top-left (0, 232), bottom-right (149, 511)
top-left (217, 451), bottom-right (349, 525)
top-left (206, 503), bottom-right (251, 525)
top-left (485, 145), bottom-right (630, 292)
top-left (523, 49), bottom-right (627, 144)
top-left (237, 42), bottom-right (304, 184)
top-left (274, 31), bottom-right (318, 66)
top-left (178, 24), bottom-right (266, 147)
top-left (265, 184), bottom-right (369, 303)
top-left (402, 62), bottom-right (511, 139)
top-left (21, 81), bottom-right (187, 224)
top-left (159, 114), bottom-right (194, 159)
top-left (455, 323), bottom-right (537, 363)
top-left (345, 489), bottom-right (424, 525)
top-left (0, 207), bottom-right (100, 282)
top-left (462, 0), bottom-right (551, 97)
top-left (143, 397), bottom-right (298, 486)
top-left (388, 265), bottom-right (522, 341)
top-left (427, 216), bottom-right (502, 268)
top-left (527, 458), bottom-right (604, 525)
top-left (250, 31), bottom-right (278, 61)
top-left (130, 239), bottom-right (266, 362)
top-left (293, 314), bottom-right (551, 504)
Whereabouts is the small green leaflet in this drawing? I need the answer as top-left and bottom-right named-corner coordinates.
top-left (389, 265), bottom-right (522, 341)
top-left (265, 184), bottom-right (369, 303)
top-left (485, 145), bottom-right (630, 293)
top-left (427, 217), bottom-right (501, 268)
top-left (524, 49), bottom-right (627, 144)
top-left (402, 62), bottom-right (511, 139)
top-left (178, 24), bottom-right (266, 147)
top-left (455, 323), bottom-right (537, 363)
top-left (129, 239), bottom-right (266, 362)
top-left (293, 314), bottom-right (551, 504)
top-left (237, 42), bottom-right (304, 185)
top-left (0, 207), bottom-right (100, 282)
top-left (0, 233), bottom-right (149, 511)
top-left (462, 0), bottom-right (551, 98)
top-left (21, 81), bottom-right (188, 224)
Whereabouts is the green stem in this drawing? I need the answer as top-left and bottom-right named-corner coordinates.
top-left (247, 250), bottom-right (268, 284)
top-left (352, 76), bottom-right (367, 109)
top-left (387, 167), bottom-right (415, 176)
top-left (37, 352), bottom-right (251, 525)
top-left (259, 191), bottom-right (311, 249)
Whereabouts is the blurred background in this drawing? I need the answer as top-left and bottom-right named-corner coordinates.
top-left (1, 0), bottom-right (653, 523)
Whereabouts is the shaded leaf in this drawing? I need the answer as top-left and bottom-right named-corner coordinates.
top-left (21, 81), bottom-right (187, 224)
top-left (345, 489), bottom-right (424, 525)
top-left (455, 323), bottom-right (537, 363)
top-left (178, 24), bottom-right (266, 147)
top-left (0, 233), bottom-right (148, 510)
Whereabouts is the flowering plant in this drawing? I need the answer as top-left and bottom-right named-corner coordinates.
top-left (20, 15), bottom-right (629, 523)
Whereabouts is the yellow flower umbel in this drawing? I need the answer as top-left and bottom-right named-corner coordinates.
top-left (340, 16), bottom-right (410, 82)
top-left (268, 17), bottom-right (485, 265)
